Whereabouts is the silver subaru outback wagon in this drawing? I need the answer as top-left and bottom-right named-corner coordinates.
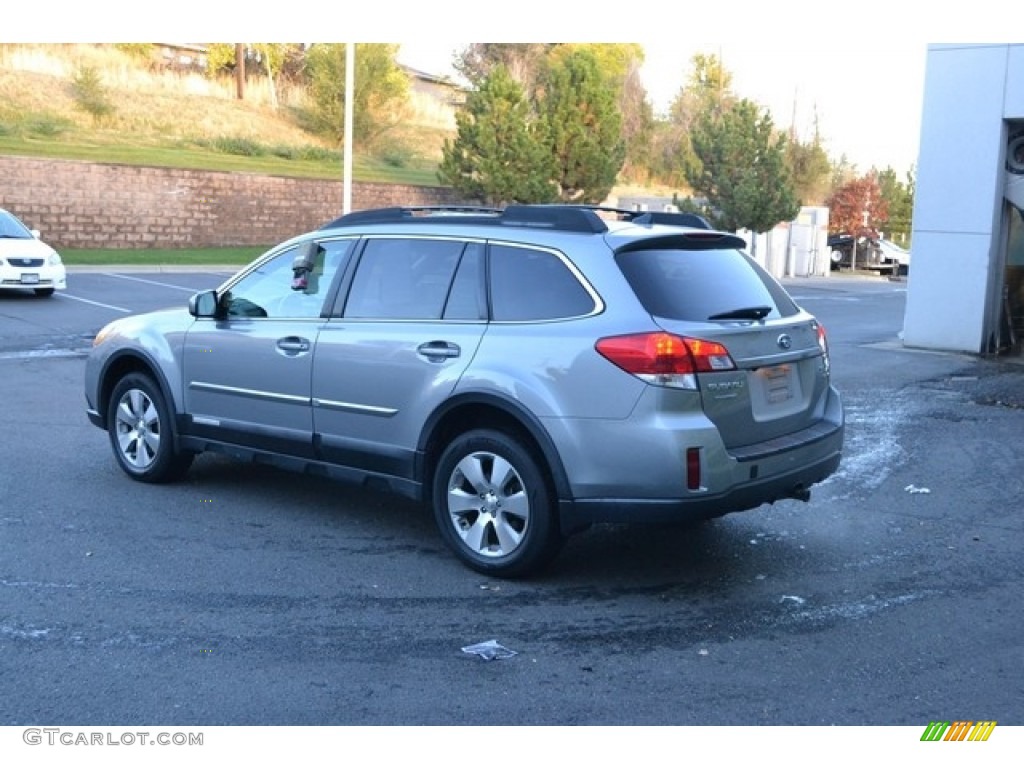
top-left (84, 205), bottom-right (844, 577)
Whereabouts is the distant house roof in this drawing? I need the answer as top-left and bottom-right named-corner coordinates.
top-left (399, 64), bottom-right (466, 90)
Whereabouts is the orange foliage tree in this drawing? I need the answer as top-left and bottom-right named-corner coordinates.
top-left (825, 172), bottom-right (889, 238)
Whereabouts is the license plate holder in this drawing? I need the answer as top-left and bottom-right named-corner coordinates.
top-left (20, 273), bottom-right (40, 285)
top-left (761, 364), bottom-right (794, 404)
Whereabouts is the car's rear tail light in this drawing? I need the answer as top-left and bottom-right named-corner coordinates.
top-left (815, 322), bottom-right (831, 375)
top-left (595, 332), bottom-right (736, 390)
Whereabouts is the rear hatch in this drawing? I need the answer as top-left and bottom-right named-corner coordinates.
top-left (614, 236), bottom-right (829, 449)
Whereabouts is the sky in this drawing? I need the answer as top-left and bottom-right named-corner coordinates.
top-left (8, 0), bottom-right (1016, 175)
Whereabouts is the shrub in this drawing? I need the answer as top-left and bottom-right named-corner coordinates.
top-left (296, 146), bottom-right (340, 163)
top-left (69, 66), bottom-right (116, 124)
top-left (379, 143), bottom-right (413, 168)
top-left (23, 115), bottom-right (73, 138)
top-left (269, 144), bottom-right (297, 160)
top-left (210, 136), bottom-right (265, 157)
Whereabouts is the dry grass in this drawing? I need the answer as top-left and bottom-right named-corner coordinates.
top-left (0, 44), bottom-right (328, 148)
top-left (0, 43), bottom-right (458, 156)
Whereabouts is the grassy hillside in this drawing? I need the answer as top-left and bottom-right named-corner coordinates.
top-left (0, 43), bottom-right (450, 185)
top-left (0, 43), bottom-right (678, 208)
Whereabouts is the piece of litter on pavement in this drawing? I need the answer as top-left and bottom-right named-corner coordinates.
top-left (780, 595), bottom-right (806, 605)
top-left (461, 639), bottom-right (518, 661)
top-left (904, 484), bottom-right (931, 494)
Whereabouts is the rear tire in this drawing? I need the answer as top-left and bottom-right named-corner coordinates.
top-left (432, 429), bottom-right (562, 578)
top-left (107, 373), bottom-right (194, 483)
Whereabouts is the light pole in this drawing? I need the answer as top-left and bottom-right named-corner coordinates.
top-left (343, 43), bottom-right (354, 215)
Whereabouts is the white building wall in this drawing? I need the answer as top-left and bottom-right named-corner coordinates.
top-left (904, 44), bottom-right (1024, 352)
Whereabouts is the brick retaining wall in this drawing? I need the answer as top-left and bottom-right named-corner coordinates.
top-left (0, 155), bottom-right (463, 249)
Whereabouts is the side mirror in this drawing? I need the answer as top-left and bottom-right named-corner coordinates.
top-left (292, 241), bottom-right (320, 291)
top-left (292, 241), bottom-right (318, 274)
top-left (189, 289), bottom-right (219, 318)
top-left (30, 229), bottom-right (41, 239)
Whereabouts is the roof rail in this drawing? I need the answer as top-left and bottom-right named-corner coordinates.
top-left (501, 205), bottom-right (608, 233)
top-left (318, 204), bottom-right (717, 234)
top-left (320, 206), bottom-right (503, 229)
top-left (630, 211), bottom-right (713, 229)
top-left (320, 204), bottom-right (610, 234)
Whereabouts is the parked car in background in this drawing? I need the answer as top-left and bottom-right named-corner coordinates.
top-left (0, 208), bottom-right (67, 297)
top-left (828, 233), bottom-right (909, 275)
top-left (85, 205), bottom-right (844, 577)
top-left (876, 238), bottom-right (911, 275)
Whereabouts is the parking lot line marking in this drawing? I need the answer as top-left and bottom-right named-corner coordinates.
top-left (0, 348), bottom-right (88, 360)
top-left (58, 294), bottom-right (131, 312)
top-left (101, 272), bottom-right (202, 292)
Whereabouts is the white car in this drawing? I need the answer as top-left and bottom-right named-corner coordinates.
top-left (875, 238), bottom-right (911, 275)
top-left (0, 208), bottom-right (67, 297)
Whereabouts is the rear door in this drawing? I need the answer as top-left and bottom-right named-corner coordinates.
top-left (615, 244), bottom-right (830, 449)
top-left (310, 236), bottom-right (487, 477)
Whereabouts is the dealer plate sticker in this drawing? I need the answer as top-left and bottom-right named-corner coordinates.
top-left (762, 365), bottom-right (794, 404)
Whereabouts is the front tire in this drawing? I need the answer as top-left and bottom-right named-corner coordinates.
top-left (107, 373), bottom-right (193, 483)
top-left (432, 429), bottom-right (562, 578)
top-left (34, 287), bottom-right (55, 297)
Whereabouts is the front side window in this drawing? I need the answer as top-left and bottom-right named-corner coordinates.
top-left (221, 239), bottom-right (352, 319)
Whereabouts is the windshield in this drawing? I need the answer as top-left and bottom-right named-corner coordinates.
top-left (0, 211), bottom-right (33, 239)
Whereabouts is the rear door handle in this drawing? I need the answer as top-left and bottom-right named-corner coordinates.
top-left (417, 341), bottom-right (460, 361)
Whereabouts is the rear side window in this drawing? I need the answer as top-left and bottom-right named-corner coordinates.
top-left (616, 248), bottom-right (799, 321)
top-left (490, 244), bottom-right (595, 321)
top-left (344, 237), bottom-right (465, 320)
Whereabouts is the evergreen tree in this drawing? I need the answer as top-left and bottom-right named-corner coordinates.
top-left (652, 54), bottom-right (736, 190)
top-left (786, 123), bottom-right (832, 206)
top-left (537, 48), bottom-right (625, 203)
top-left (437, 65), bottom-right (556, 205)
top-left (688, 99), bottom-right (800, 235)
top-left (876, 166), bottom-right (915, 246)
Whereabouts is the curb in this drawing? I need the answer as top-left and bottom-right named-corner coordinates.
top-left (66, 265), bottom-right (241, 274)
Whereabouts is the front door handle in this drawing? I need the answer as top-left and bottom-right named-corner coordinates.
top-left (276, 336), bottom-right (311, 355)
top-left (417, 341), bottom-right (460, 361)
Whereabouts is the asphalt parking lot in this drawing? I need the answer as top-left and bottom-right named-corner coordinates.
top-left (2, 269), bottom-right (1022, 728)
top-left (0, 268), bottom-right (234, 357)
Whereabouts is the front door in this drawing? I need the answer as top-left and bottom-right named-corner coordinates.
top-left (183, 239), bottom-right (353, 455)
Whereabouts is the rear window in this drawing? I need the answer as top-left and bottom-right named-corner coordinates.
top-left (615, 248), bottom-right (799, 321)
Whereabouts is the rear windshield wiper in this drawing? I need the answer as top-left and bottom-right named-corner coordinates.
top-left (707, 306), bottom-right (773, 321)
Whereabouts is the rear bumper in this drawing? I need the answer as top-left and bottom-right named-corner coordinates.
top-left (556, 386), bottom-right (844, 533)
top-left (560, 443), bottom-right (841, 530)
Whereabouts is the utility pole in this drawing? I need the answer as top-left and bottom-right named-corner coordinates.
top-left (235, 44), bottom-right (245, 100)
